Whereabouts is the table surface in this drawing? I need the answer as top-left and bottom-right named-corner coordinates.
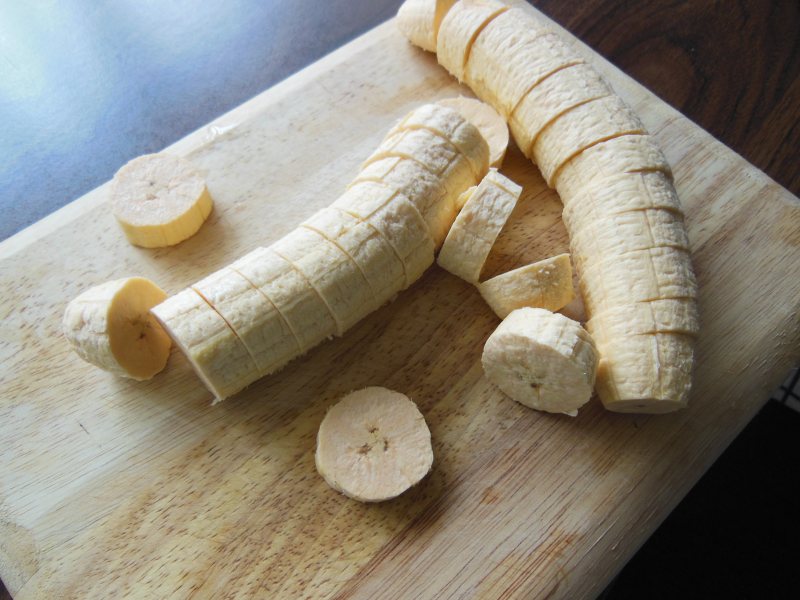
top-left (0, 1), bottom-right (797, 598)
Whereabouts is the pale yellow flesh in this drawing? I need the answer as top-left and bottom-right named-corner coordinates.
top-left (386, 103), bottom-right (491, 182)
top-left (353, 156), bottom-right (448, 222)
top-left (478, 254), bottom-right (574, 319)
top-left (151, 288), bottom-right (260, 401)
top-left (108, 282), bottom-right (172, 380)
top-left (302, 207), bottom-right (406, 306)
top-left (365, 127), bottom-right (460, 176)
top-left (63, 277), bottom-right (171, 380)
top-left (509, 63), bottom-right (611, 157)
top-left (578, 246), bottom-right (697, 316)
top-left (359, 105), bottom-right (489, 245)
top-left (397, 2), bottom-right (697, 414)
top-left (437, 97), bottom-right (509, 168)
top-left (555, 136), bottom-right (673, 202)
top-left (351, 156), bottom-right (456, 248)
top-left (561, 170), bottom-right (683, 222)
top-left (587, 298), bottom-right (700, 341)
top-left (594, 333), bottom-right (695, 413)
top-left (315, 387), bottom-right (434, 502)
top-left (482, 308), bottom-right (598, 416)
top-left (153, 103), bottom-right (485, 401)
top-left (437, 0), bottom-right (510, 82)
top-left (437, 169), bottom-right (522, 283)
top-left (465, 8), bottom-right (583, 117)
top-left (230, 247), bottom-right (336, 354)
top-left (532, 95), bottom-right (647, 186)
top-left (455, 185), bottom-right (477, 210)
top-left (192, 266), bottom-right (299, 375)
top-left (568, 209), bottom-right (690, 273)
top-left (272, 228), bottom-right (376, 336)
top-left (334, 182), bottom-right (435, 289)
top-left (395, 0), bottom-right (457, 53)
top-left (111, 153), bottom-right (213, 248)
top-left (391, 103), bottom-right (490, 178)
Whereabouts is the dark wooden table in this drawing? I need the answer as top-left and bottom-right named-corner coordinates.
top-left (1, 1), bottom-right (797, 597)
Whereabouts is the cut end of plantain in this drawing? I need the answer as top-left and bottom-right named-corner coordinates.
top-left (315, 387), bottom-right (433, 502)
top-left (62, 277), bottom-right (171, 381)
top-left (482, 308), bottom-right (598, 416)
top-left (111, 153), bottom-right (213, 248)
top-left (396, 0), bottom-right (457, 53)
top-left (438, 96), bottom-right (509, 168)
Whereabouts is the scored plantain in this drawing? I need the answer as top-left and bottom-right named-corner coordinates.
top-left (356, 102), bottom-right (492, 248)
top-left (333, 181), bottom-right (435, 288)
top-left (315, 387), bottom-right (434, 502)
top-left (398, 0), bottom-right (698, 413)
top-left (578, 246), bottom-right (697, 316)
top-left (438, 97), bottom-right (509, 167)
top-left (351, 156), bottom-right (456, 248)
top-left (111, 153), bottom-right (213, 248)
top-left (354, 156), bottom-right (447, 212)
top-left (561, 170), bottom-right (683, 220)
top-left (230, 247), bottom-right (337, 353)
top-left (568, 209), bottom-right (690, 273)
top-left (463, 6), bottom-right (583, 117)
top-left (532, 95), bottom-right (647, 186)
top-left (593, 332), bottom-right (694, 413)
top-left (367, 127), bottom-right (462, 177)
top-left (437, 168), bottom-right (522, 283)
top-left (151, 288), bottom-right (260, 401)
top-left (482, 308), bottom-right (598, 416)
top-left (63, 277), bottom-right (171, 380)
top-left (272, 228), bottom-right (376, 336)
top-left (586, 298), bottom-right (700, 341)
top-left (509, 63), bottom-right (611, 158)
top-left (191, 266), bottom-right (298, 376)
top-left (478, 253), bottom-right (574, 319)
top-left (555, 136), bottom-right (673, 202)
top-left (389, 103), bottom-right (489, 178)
top-left (153, 103), bottom-right (488, 402)
top-left (436, 0), bottom-right (510, 83)
top-left (301, 207), bottom-right (406, 305)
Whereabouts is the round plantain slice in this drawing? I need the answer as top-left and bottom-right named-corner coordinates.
top-left (482, 307), bottom-right (598, 416)
top-left (315, 387), bottom-right (434, 502)
top-left (111, 153), bottom-right (213, 248)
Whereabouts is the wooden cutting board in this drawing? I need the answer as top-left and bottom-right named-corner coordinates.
top-left (1, 5), bottom-right (798, 598)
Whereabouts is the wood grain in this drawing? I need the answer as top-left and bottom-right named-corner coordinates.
top-left (0, 5), bottom-right (798, 600)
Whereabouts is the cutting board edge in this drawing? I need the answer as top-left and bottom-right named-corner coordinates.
top-left (2, 7), bottom-right (800, 599)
